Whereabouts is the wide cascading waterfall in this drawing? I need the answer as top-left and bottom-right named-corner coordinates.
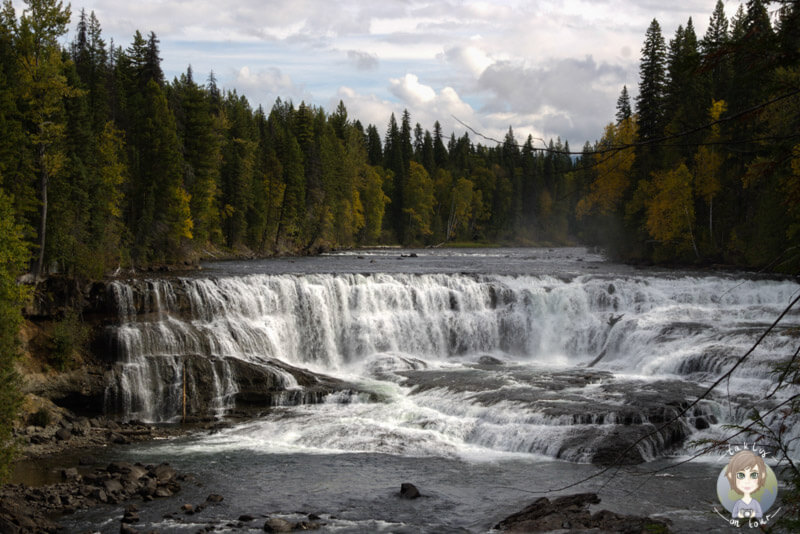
top-left (103, 271), bottom-right (800, 461)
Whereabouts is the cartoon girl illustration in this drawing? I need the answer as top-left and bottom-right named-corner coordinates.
top-left (725, 450), bottom-right (767, 519)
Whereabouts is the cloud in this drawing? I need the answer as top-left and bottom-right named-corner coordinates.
top-left (234, 66), bottom-right (310, 103)
top-left (337, 80), bottom-right (478, 139)
top-left (389, 74), bottom-right (437, 106)
top-left (443, 45), bottom-right (493, 77)
top-left (347, 50), bottom-right (379, 71)
top-left (476, 55), bottom-right (631, 142)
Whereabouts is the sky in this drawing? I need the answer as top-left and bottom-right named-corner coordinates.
top-left (19, 0), bottom-right (744, 148)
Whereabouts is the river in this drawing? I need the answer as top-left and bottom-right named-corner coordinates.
top-left (61, 247), bottom-right (799, 532)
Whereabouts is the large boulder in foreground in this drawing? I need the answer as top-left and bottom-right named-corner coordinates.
top-left (495, 493), bottom-right (670, 533)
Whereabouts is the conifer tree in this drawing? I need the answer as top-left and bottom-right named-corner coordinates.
top-left (615, 85), bottom-right (631, 123)
top-left (365, 124), bottom-right (382, 166)
top-left (664, 18), bottom-right (704, 163)
top-left (635, 18), bottom-right (667, 142)
top-left (16, 0), bottom-right (75, 278)
top-left (433, 120), bottom-right (448, 169)
top-left (173, 66), bottom-right (222, 245)
top-left (0, 2), bottom-right (36, 227)
top-left (700, 1), bottom-right (730, 102)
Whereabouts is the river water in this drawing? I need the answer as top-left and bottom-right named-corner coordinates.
top-left (62, 247), bottom-right (799, 532)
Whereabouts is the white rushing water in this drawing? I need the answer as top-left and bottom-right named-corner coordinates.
top-left (104, 266), bottom-right (800, 462)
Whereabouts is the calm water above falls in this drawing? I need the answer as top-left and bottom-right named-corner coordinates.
top-left (70, 248), bottom-right (800, 532)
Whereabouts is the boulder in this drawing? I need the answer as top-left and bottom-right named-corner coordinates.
top-left (103, 479), bottom-right (124, 495)
top-left (61, 468), bottom-right (79, 481)
top-left (399, 483), bottom-right (421, 499)
top-left (494, 493), bottom-right (671, 533)
top-left (152, 463), bottom-right (176, 482)
top-left (263, 517), bottom-right (294, 532)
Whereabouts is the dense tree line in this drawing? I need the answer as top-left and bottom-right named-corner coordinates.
top-left (577, 0), bottom-right (800, 271)
top-left (0, 0), bottom-right (581, 285)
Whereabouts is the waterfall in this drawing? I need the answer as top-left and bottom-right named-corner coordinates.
top-left (103, 271), bottom-right (800, 457)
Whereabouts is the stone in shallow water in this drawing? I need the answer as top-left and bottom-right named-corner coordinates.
top-left (263, 517), bottom-right (294, 532)
top-left (400, 482), bottom-right (421, 499)
top-left (494, 493), bottom-right (671, 532)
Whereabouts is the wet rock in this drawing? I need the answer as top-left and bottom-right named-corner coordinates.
top-left (107, 461), bottom-right (133, 473)
top-left (181, 503), bottom-right (194, 514)
top-left (103, 479), bottom-right (124, 495)
top-left (61, 468), bottom-right (79, 481)
top-left (294, 520), bottom-right (321, 530)
top-left (153, 463), bottom-right (176, 482)
top-left (239, 514), bottom-right (256, 521)
top-left (206, 493), bottom-right (224, 503)
top-left (123, 464), bottom-right (148, 484)
top-left (1, 458), bottom-right (194, 532)
top-left (121, 510), bottom-right (139, 523)
top-left (153, 488), bottom-right (172, 498)
top-left (399, 483), bottom-right (421, 499)
top-left (139, 477), bottom-right (157, 497)
top-left (263, 517), bottom-right (294, 532)
top-left (29, 434), bottom-right (50, 445)
top-left (109, 433), bottom-right (130, 445)
top-left (494, 493), bottom-right (671, 533)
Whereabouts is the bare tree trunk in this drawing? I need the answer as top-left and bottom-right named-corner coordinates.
top-left (33, 145), bottom-right (49, 280)
top-left (446, 194), bottom-right (456, 242)
top-left (708, 198), bottom-right (714, 250)
top-left (685, 206), bottom-right (700, 260)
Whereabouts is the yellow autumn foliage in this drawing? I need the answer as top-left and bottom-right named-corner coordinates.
top-left (645, 163), bottom-right (695, 245)
top-left (576, 117), bottom-right (637, 218)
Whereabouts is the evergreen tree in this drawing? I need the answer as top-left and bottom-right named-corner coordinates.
top-left (330, 100), bottom-right (348, 140)
top-left (16, 0), bottom-right (75, 278)
top-left (173, 66), bottom-right (222, 245)
top-left (700, 0), bottom-right (730, 101)
top-left (664, 18), bottom-right (704, 163)
top-left (365, 124), bottom-right (382, 166)
top-left (433, 120), bottom-right (448, 169)
top-left (219, 92), bottom-right (256, 248)
top-left (413, 122), bottom-right (424, 162)
top-left (139, 79), bottom-right (192, 260)
top-left (421, 129), bottom-right (434, 174)
top-left (615, 85), bottom-right (631, 123)
top-left (384, 113), bottom-right (405, 240)
top-left (0, 2), bottom-right (36, 227)
top-left (635, 18), bottom-right (667, 142)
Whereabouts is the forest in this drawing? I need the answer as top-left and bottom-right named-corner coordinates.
top-left (0, 0), bottom-right (798, 283)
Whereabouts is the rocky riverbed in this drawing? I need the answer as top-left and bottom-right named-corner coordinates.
top-left (2, 409), bottom-right (677, 533)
